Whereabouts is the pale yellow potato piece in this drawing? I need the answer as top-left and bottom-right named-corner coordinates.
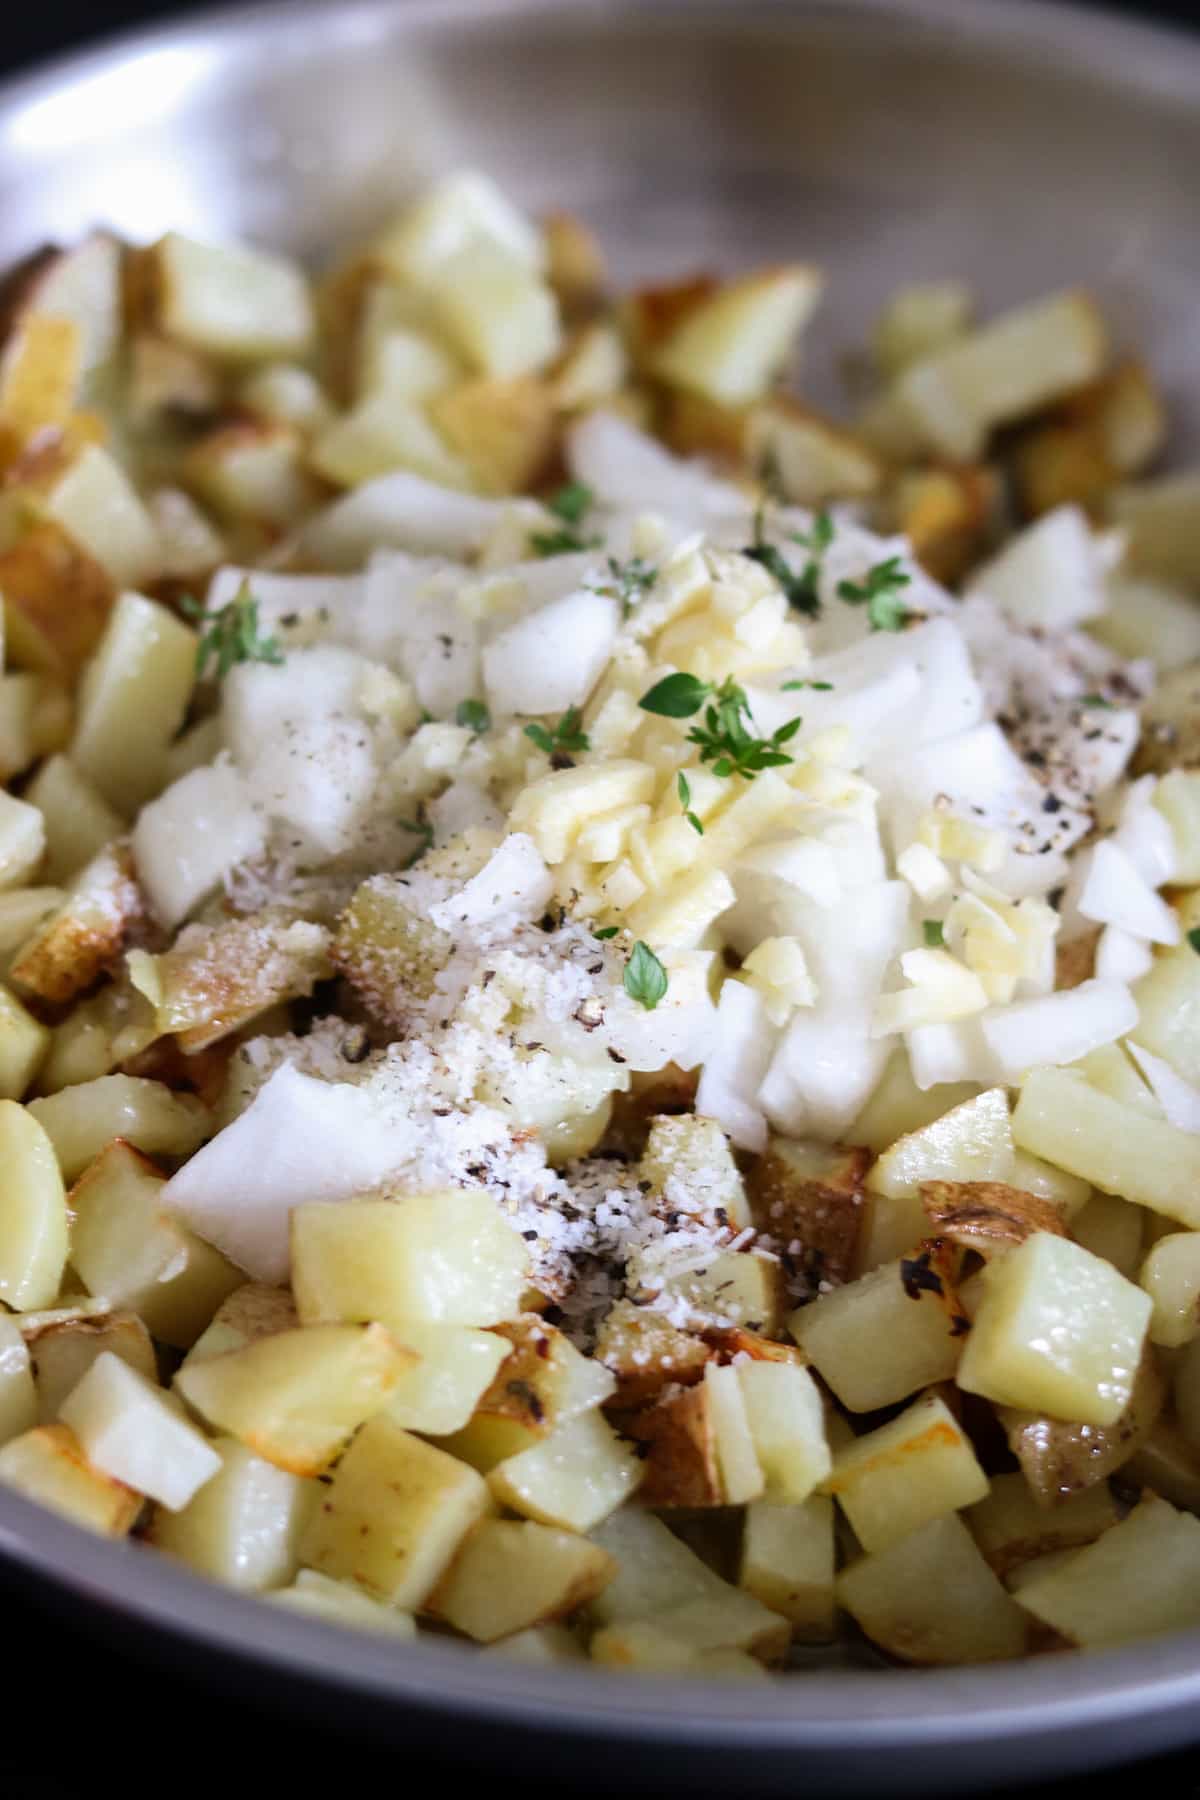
top-left (849, 1050), bottom-right (980, 1155)
top-left (488, 1409), bottom-right (644, 1533)
top-left (60, 1352), bottom-right (221, 1511)
top-left (640, 1112), bottom-right (750, 1230)
top-left (384, 1322), bottom-right (509, 1436)
top-left (268, 1570), bottom-right (417, 1636)
top-left (0, 1421), bottom-right (141, 1536)
top-left (69, 1138), bottom-right (240, 1349)
top-left (736, 1359), bottom-right (830, 1504)
top-left (300, 1412), bottom-right (491, 1608)
top-left (26, 1307), bottom-right (156, 1420)
top-left (0, 984), bottom-right (49, 1099)
top-left (484, 1623), bottom-right (587, 1665)
top-left (626, 1244), bottom-right (784, 1335)
top-left (151, 231), bottom-right (315, 361)
top-left (182, 1281), bottom-right (298, 1369)
top-left (23, 755), bottom-right (122, 885)
top-left (868, 1088), bottom-right (1014, 1201)
top-left (0, 792), bottom-right (46, 894)
top-left (290, 1193), bottom-right (528, 1329)
top-left (789, 1257), bottom-right (964, 1413)
top-left (739, 1495), bottom-right (836, 1640)
top-left (1140, 1232), bottom-right (1200, 1348)
top-left (69, 592), bottom-right (196, 814)
top-left (965, 1471), bottom-right (1118, 1579)
top-left (1130, 939), bottom-right (1200, 1086)
top-left (704, 1361), bottom-right (764, 1506)
top-left (43, 445), bottom-right (162, 591)
top-left (1014, 1495), bottom-right (1200, 1648)
top-left (430, 1518), bottom-right (615, 1642)
top-left (185, 422), bottom-right (318, 526)
top-left (957, 1231), bottom-right (1151, 1427)
top-left (29, 1074), bottom-right (208, 1182)
top-left (439, 1315), bottom-right (615, 1468)
top-left (1121, 1418), bottom-right (1200, 1513)
top-left (836, 1514), bottom-right (1028, 1664)
top-left (1013, 1066), bottom-right (1200, 1227)
top-left (652, 267), bottom-right (822, 406)
top-left (176, 1323), bottom-right (412, 1476)
top-left (589, 1622), bottom-right (776, 1677)
top-left (0, 1315), bottom-right (37, 1446)
top-left (1155, 772), bottom-right (1200, 884)
top-left (745, 400), bottom-right (880, 505)
top-left (825, 1390), bottom-right (988, 1553)
top-left (1110, 469), bottom-right (1200, 590)
top-left (872, 281), bottom-right (972, 379)
top-left (0, 1101), bottom-right (67, 1311)
top-left (150, 1436), bottom-right (319, 1590)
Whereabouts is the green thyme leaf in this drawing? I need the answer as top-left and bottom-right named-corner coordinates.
top-left (639, 673), bottom-right (713, 718)
top-left (547, 481), bottom-right (594, 525)
top-left (922, 919), bottom-right (945, 947)
top-left (782, 678), bottom-right (833, 691)
top-left (600, 555), bottom-right (658, 617)
top-left (1081, 693), bottom-right (1115, 710)
top-left (594, 925), bottom-right (619, 941)
top-left (677, 770), bottom-right (704, 835)
top-left (397, 814), bottom-right (434, 870)
top-left (836, 556), bottom-right (912, 632)
top-left (523, 705), bottom-right (591, 759)
top-left (455, 698), bottom-right (491, 734)
top-left (1188, 927), bottom-right (1200, 956)
top-left (528, 482), bottom-right (602, 557)
top-left (182, 580), bottom-right (284, 680)
top-left (624, 940), bottom-right (668, 1011)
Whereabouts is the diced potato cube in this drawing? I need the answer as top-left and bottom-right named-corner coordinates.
top-left (873, 281), bottom-right (972, 379)
top-left (869, 1088), bottom-right (1014, 1200)
top-left (488, 1409), bottom-right (643, 1532)
top-left (150, 1436), bottom-right (318, 1588)
top-left (43, 445), bottom-right (161, 589)
top-left (836, 1514), bottom-right (1028, 1663)
top-left (68, 1139), bottom-right (240, 1349)
top-left (1110, 469), bottom-right (1200, 590)
top-left (426, 242), bottom-right (561, 380)
top-left (310, 396), bottom-right (469, 491)
top-left (24, 755), bottom-right (123, 885)
top-left (1001, 1348), bottom-right (1164, 1505)
top-left (745, 399), bottom-right (880, 505)
top-left (894, 291), bottom-right (1108, 461)
top-left (0, 522), bottom-right (112, 683)
top-left (1155, 772), bottom-right (1200, 885)
top-left (149, 909), bottom-right (332, 1051)
top-left (541, 210), bottom-right (607, 320)
top-left (300, 1413), bottom-right (491, 1607)
top-left (184, 422), bottom-right (318, 526)
top-left (958, 1231), bottom-right (1151, 1426)
top-left (593, 1299), bottom-right (711, 1409)
top-left (849, 1050), bottom-right (979, 1156)
top-left (151, 232), bottom-right (314, 361)
top-left (625, 1379), bottom-right (723, 1508)
top-left (736, 1360), bottom-right (830, 1503)
top-left (59, 1352), bottom-right (219, 1510)
top-left (183, 1281), bottom-right (298, 1368)
top-left (1013, 1066), bottom-right (1200, 1228)
top-left (790, 1257), bottom-right (964, 1413)
top-left (1122, 1417), bottom-right (1200, 1512)
top-left (1070, 1191), bottom-right (1145, 1278)
top-left (627, 1243), bottom-right (784, 1336)
top-left (9, 842), bottom-right (143, 1005)
top-left (0, 1421), bottom-right (141, 1535)
top-left (439, 1315), bottom-right (614, 1467)
top-left (25, 1307), bottom-right (156, 1420)
top-left (1014, 1495), bottom-right (1200, 1647)
top-left (965, 1471), bottom-right (1118, 1578)
top-left (175, 1323), bottom-right (412, 1476)
top-left (291, 1193), bottom-right (528, 1330)
top-left (0, 1101), bottom-right (67, 1311)
top-left (29, 1074), bottom-right (208, 1182)
top-left (739, 1496), bottom-right (835, 1640)
top-left (0, 312), bottom-right (80, 439)
top-left (383, 1322), bottom-right (509, 1436)
top-left (640, 1112), bottom-right (750, 1229)
top-left (430, 1518), bottom-right (615, 1642)
top-left (1140, 1232), bottom-right (1200, 1348)
top-left (0, 792), bottom-right (45, 894)
top-left (826, 1389), bottom-right (987, 1552)
top-left (746, 1138), bottom-right (867, 1288)
top-left (268, 1569), bottom-right (416, 1635)
top-left (703, 1361), bottom-right (764, 1506)
top-left (483, 1623), bottom-right (586, 1664)
top-left (0, 984), bottom-right (48, 1099)
top-left (652, 267), bottom-right (822, 406)
top-left (431, 376), bottom-right (557, 495)
top-left (0, 1315), bottom-right (37, 1445)
top-left (70, 592), bottom-right (196, 813)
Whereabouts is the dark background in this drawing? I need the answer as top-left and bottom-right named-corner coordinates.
top-left (2, 1), bottom-right (1199, 1794)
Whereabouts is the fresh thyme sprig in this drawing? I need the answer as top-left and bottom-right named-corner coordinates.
top-left (639, 673), bottom-right (802, 781)
top-left (528, 481), bottom-right (602, 557)
top-left (836, 555), bottom-right (912, 632)
top-left (677, 771), bottom-right (704, 836)
top-left (397, 813), bottom-right (434, 870)
top-left (741, 507), bottom-right (833, 619)
top-left (523, 706), bottom-right (591, 760)
top-left (182, 580), bottom-right (284, 680)
top-left (596, 555), bottom-right (658, 618)
top-left (455, 698), bottom-right (491, 734)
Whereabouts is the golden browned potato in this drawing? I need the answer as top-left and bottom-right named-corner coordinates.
top-left (746, 1138), bottom-right (869, 1291)
top-left (919, 1180), bottom-right (1066, 1254)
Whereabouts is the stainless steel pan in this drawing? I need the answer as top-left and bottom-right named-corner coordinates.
top-left (3, 1), bottom-right (1200, 1787)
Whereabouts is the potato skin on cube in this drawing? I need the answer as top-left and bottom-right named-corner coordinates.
top-left (1000, 1347), bottom-right (1165, 1505)
top-left (956, 1231), bottom-right (1152, 1427)
top-left (300, 1413), bottom-right (492, 1609)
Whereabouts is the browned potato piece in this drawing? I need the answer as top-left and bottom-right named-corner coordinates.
top-left (430, 376), bottom-right (558, 495)
top-left (659, 391), bottom-right (749, 465)
top-left (0, 522), bottom-right (114, 681)
top-left (127, 333), bottom-right (223, 425)
top-left (745, 398), bottom-right (881, 506)
top-left (1000, 1348), bottom-right (1165, 1504)
top-left (1055, 928), bottom-right (1100, 992)
top-left (1014, 360), bottom-right (1167, 517)
top-left (183, 421), bottom-right (318, 533)
top-left (624, 1380), bottom-right (724, 1508)
top-left (23, 1308), bottom-right (156, 1421)
top-left (1122, 1417), bottom-right (1200, 1512)
top-left (746, 1139), bottom-right (868, 1291)
top-left (620, 274), bottom-right (719, 368)
top-left (0, 314), bottom-right (80, 445)
top-left (604, 1063), bottom-right (698, 1157)
top-left (153, 910), bottom-right (332, 1051)
top-left (594, 1299), bottom-right (711, 1409)
top-left (9, 842), bottom-right (143, 1006)
top-left (440, 1314), bottom-right (614, 1469)
top-left (886, 465), bottom-right (1000, 586)
top-left (332, 876), bottom-right (452, 1023)
top-left (542, 211), bottom-right (608, 322)
top-left (919, 1181), bottom-right (1066, 1254)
